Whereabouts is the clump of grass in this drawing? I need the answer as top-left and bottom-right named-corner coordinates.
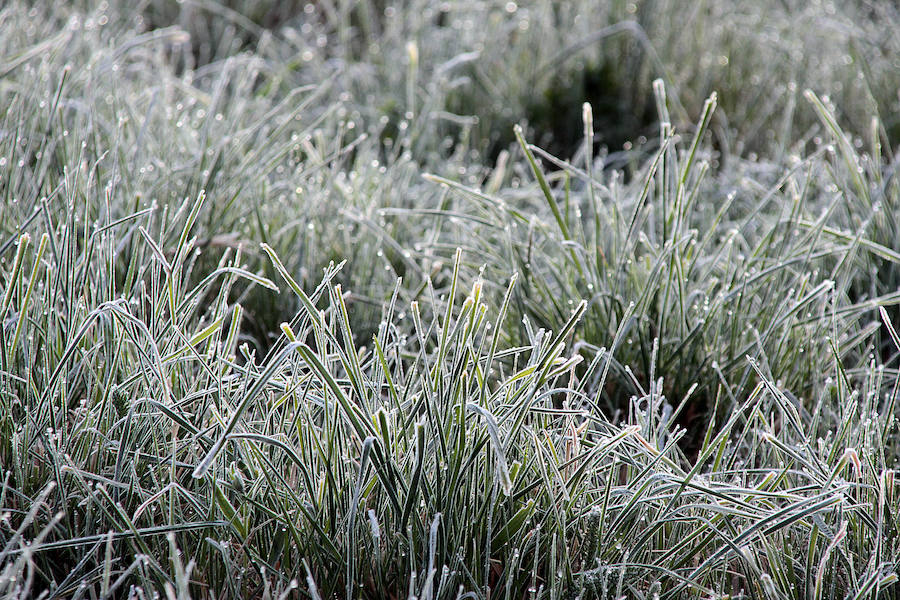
top-left (4, 223), bottom-right (899, 597)
top-left (3, 215), bottom-right (896, 597)
top-left (3, 1), bottom-right (900, 598)
top-left (426, 83), bottom-right (892, 440)
top-left (0, 0), bottom-right (457, 351)
top-left (798, 90), bottom-right (900, 364)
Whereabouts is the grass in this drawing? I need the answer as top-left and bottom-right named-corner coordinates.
top-left (1, 0), bottom-right (900, 598)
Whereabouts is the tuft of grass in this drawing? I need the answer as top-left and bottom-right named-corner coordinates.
top-left (5, 230), bottom-right (899, 597)
top-left (1, 1), bottom-right (900, 598)
top-left (426, 83), bottom-right (897, 443)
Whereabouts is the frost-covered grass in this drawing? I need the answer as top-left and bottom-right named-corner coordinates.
top-left (1, 1), bottom-right (900, 598)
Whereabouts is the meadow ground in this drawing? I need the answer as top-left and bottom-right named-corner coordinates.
top-left (1, 1), bottom-right (900, 598)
